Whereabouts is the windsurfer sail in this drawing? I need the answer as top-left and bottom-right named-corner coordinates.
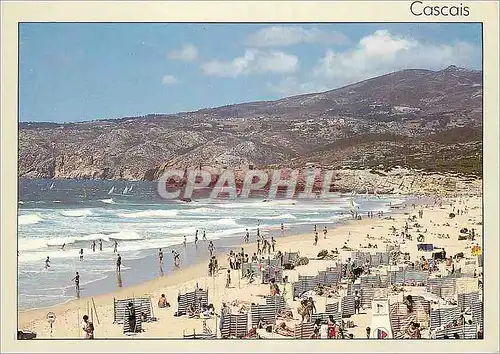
top-left (108, 186), bottom-right (115, 195)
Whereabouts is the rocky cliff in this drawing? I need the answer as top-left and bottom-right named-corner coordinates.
top-left (19, 65), bottom-right (482, 184)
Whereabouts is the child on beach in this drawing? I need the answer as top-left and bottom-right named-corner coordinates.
top-left (226, 269), bottom-right (231, 288)
top-left (323, 227), bottom-right (328, 239)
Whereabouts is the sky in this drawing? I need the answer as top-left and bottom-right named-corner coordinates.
top-left (19, 23), bottom-right (482, 123)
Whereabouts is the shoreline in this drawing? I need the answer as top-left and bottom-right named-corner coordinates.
top-left (18, 195), bottom-right (410, 311)
top-left (18, 200), bottom-right (416, 331)
top-left (18, 194), bottom-right (483, 340)
top-left (17, 213), bottom-right (393, 315)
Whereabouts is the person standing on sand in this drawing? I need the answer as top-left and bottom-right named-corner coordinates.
top-left (82, 315), bottom-right (95, 339)
top-left (172, 250), bottom-right (180, 267)
top-left (323, 227), bottom-right (328, 239)
top-left (99, 239), bottom-right (103, 251)
top-left (202, 230), bottom-right (207, 241)
top-left (271, 237), bottom-right (276, 252)
top-left (226, 269), bottom-right (231, 288)
top-left (183, 236), bottom-right (187, 247)
top-left (72, 272), bottom-right (80, 291)
top-left (158, 248), bottom-right (164, 264)
top-left (113, 241), bottom-right (118, 253)
top-left (79, 248), bottom-right (84, 261)
top-left (195, 229), bottom-right (198, 241)
top-left (91, 241), bottom-right (96, 252)
top-left (281, 223), bottom-right (284, 233)
top-left (116, 254), bottom-right (122, 272)
top-left (314, 224), bottom-right (317, 233)
top-left (208, 241), bottom-right (215, 257)
top-left (45, 256), bottom-right (51, 270)
top-left (314, 232), bottom-right (319, 246)
top-left (194, 232), bottom-right (198, 245)
top-left (256, 227), bottom-right (260, 239)
top-left (257, 239), bottom-right (261, 255)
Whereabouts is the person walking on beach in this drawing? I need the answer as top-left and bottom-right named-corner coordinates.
top-left (257, 239), bottom-right (261, 255)
top-left (158, 248), bottom-right (164, 264)
top-left (99, 239), bottom-right (103, 251)
top-left (194, 232), bottom-right (198, 245)
top-left (172, 250), bottom-right (180, 267)
top-left (202, 230), bottom-right (207, 241)
top-left (183, 236), bottom-right (187, 247)
top-left (314, 231), bottom-right (319, 246)
top-left (323, 226), bottom-right (328, 239)
top-left (208, 241), bottom-right (215, 257)
top-left (280, 223), bottom-right (284, 233)
top-left (82, 315), bottom-right (95, 339)
top-left (354, 290), bottom-right (361, 314)
top-left (226, 269), bottom-right (231, 288)
top-left (61, 243), bottom-right (66, 251)
top-left (116, 254), bottom-right (122, 272)
top-left (113, 241), bottom-right (118, 253)
top-left (79, 248), bottom-right (84, 261)
top-left (245, 229), bottom-right (250, 243)
top-left (91, 241), bottom-right (96, 252)
top-left (314, 224), bottom-right (317, 232)
top-left (271, 237), bottom-right (276, 252)
top-left (45, 256), bottom-right (51, 270)
top-left (72, 272), bottom-right (80, 292)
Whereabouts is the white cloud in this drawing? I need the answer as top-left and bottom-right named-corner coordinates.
top-left (246, 26), bottom-right (348, 47)
top-left (270, 30), bottom-right (480, 96)
top-left (313, 29), bottom-right (479, 85)
top-left (168, 43), bottom-right (198, 61)
top-left (201, 49), bottom-right (299, 78)
top-left (161, 74), bottom-right (177, 85)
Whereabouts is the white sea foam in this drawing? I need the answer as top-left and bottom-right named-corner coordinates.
top-left (60, 209), bottom-right (93, 217)
top-left (19, 214), bottom-right (44, 225)
top-left (107, 230), bottom-right (144, 241)
top-left (100, 198), bottom-right (116, 204)
top-left (117, 210), bottom-right (178, 218)
top-left (259, 213), bottom-right (297, 220)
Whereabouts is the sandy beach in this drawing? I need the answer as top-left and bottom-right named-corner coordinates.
top-left (17, 194), bottom-right (483, 340)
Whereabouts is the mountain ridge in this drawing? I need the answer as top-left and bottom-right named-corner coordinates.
top-left (18, 65), bottom-right (483, 181)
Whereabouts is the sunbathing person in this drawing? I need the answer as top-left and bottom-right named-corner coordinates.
top-left (158, 294), bottom-right (170, 308)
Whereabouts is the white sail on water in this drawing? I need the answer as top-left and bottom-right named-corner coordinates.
top-left (122, 186), bottom-right (129, 195)
top-left (108, 186), bottom-right (115, 195)
top-left (49, 182), bottom-right (55, 190)
top-left (128, 185), bottom-right (133, 192)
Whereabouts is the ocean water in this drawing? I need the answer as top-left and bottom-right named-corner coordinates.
top-left (18, 179), bottom-right (402, 310)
